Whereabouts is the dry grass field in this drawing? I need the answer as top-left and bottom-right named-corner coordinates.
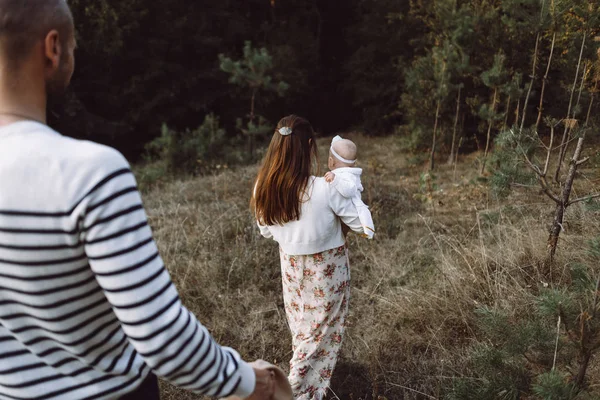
top-left (139, 134), bottom-right (600, 399)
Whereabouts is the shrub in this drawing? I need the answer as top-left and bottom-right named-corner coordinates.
top-left (145, 113), bottom-right (227, 174)
top-left (488, 127), bottom-right (537, 198)
top-left (133, 160), bottom-right (168, 193)
top-left (448, 240), bottom-right (600, 400)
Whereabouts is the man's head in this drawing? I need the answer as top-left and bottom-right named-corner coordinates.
top-left (0, 0), bottom-right (75, 98)
top-left (329, 138), bottom-right (357, 170)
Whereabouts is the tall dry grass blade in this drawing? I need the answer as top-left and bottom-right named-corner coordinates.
top-left (552, 315), bottom-right (561, 371)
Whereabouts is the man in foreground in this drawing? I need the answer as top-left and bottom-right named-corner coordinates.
top-left (0, 1), bottom-right (274, 398)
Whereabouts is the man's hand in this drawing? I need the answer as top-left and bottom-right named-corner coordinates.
top-left (246, 368), bottom-right (275, 400)
top-left (325, 171), bottom-right (336, 183)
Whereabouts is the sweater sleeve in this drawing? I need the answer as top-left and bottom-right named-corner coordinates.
top-left (81, 149), bottom-right (255, 399)
top-left (327, 183), bottom-right (363, 233)
top-left (256, 220), bottom-right (273, 239)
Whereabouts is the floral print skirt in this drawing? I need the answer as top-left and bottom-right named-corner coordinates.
top-left (279, 244), bottom-right (350, 400)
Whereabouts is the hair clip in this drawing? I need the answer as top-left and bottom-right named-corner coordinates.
top-left (278, 127), bottom-right (292, 136)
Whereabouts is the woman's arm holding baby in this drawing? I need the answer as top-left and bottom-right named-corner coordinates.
top-left (325, 172), bottom-right (357, 198)
top-left (327, 183), bottom-right (363, 234)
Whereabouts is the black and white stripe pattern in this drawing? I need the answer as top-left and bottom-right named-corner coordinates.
top-left (0, 122), bottom-right (254, 400)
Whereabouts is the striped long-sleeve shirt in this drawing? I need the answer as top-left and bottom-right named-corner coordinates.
top-left (0, 121), bottom-right (255, 399)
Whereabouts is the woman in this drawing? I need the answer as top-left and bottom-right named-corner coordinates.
top-left (252, 115), bottom-right (363, 399)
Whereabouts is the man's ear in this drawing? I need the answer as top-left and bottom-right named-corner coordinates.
top-left (43, 30), bottom-right (61, 70)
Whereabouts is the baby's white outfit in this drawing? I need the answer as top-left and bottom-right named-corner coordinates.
top-left (330, 167), bottom-right (375, 239)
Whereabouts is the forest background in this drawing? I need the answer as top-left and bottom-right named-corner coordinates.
top-left (54, 0), bottom-right (600, 398)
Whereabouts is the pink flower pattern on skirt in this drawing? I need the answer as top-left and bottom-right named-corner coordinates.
top-left (280, 245), bottom-right (350, 400)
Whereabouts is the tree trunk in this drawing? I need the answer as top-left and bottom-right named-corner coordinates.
top-left (520, 0), bottom-right (547, 132)
top-left (430, 99), bottom-right (442, 171)
top-left (520, 33), bottom-right (541, 133)
top-left (249, 88), bottom-right (257, 158)
top-left (502, 95), bottom-right (511, 132)
top-left (453, 137), bottom-right (463, 182)
top-left (447, 87), bottom-right (462, 165)
top-left (250, 87), bottom-right (257, 122)
top-left (536, 32), bottom-right (557, 130)
top-left (574, 276), bottom-right (600, 387)
top-left (555, 32), bottom-right (586, 183)
top-left (548, 137), bottom-right (585, 260)
top-left (585, 94), bottom-right (594, 127)
top-left (548, 201), bottom-right (565, 261)
top-left (481, 88), bottom-right (498, 175)
top-left (575, 347), bottom-right (594, 388)
top-left (574, 62), bottom-right (589, 113)
top-left (430, 60), bottom-right (447, 172)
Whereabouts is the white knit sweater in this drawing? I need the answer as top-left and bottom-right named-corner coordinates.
top-left (257, 177), bottom-right (363, 255)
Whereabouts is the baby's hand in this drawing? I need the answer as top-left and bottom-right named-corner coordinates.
top-left (325, 171), bottom-right (336, 183)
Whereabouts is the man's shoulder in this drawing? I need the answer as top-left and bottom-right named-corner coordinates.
top-left (45, 133), bottom-right (133, 207)
top-left (41, 127), bottom-right (129, 172)
top-left (0, 123), bottom-right (132, 211)
top-left (32, 128), bottom-right (132, 199)
top-left (75, 140), bottom-right (129, 171)
top-left (1, 122), bottom-right (128, 172)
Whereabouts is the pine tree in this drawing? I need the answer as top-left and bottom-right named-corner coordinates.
top-left (480, 53), bottom-right (508, 175)
top-left (219, 41), bottom-right (289, 159)
top-left (402, 0), bottom-right (471, 165)
top-left (448, 241), bottom-right (600, 399)
top-left (553, 0), bottom-right (600, 182)
top-left (429, 42), bottom-right (451, 171)
top-left (488, 0), bottom-right (600, 260)
top-left (502, 73), bottom-right (524, 131)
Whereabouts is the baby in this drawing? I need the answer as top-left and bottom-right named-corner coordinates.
top-left (324, 136), bottom-right (375, 239)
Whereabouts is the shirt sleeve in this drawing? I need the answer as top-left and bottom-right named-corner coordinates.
top-left (331, 174), bottom-right (358, 198)
top-left (257, 220), bottom-right (273, 239)
top-left (327, 182), bottom-right (363, 233)
top-left (80, 149), bottom-right (255, 399)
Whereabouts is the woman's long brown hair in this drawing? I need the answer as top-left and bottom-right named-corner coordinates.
top-left (252, 115), bottom-right (318, 226)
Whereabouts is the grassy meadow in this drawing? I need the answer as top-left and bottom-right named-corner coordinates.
top-left (141, 135), bottom-right (600, 399)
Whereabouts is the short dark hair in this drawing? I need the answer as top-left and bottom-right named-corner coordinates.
top-left (0, 0), bottom-right (73, 66)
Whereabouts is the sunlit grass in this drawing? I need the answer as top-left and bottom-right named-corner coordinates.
top-left (140, 135), bottom-right (600, 399)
